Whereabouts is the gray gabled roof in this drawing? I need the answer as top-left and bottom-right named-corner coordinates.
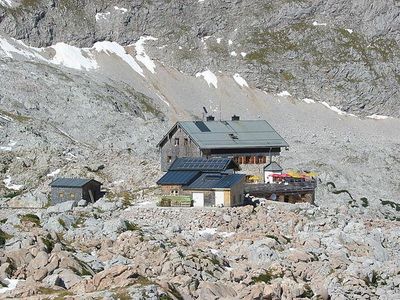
top-left (157, 120), bottom-right (289, 149)
top-left (169, 157), bottom-right (239, 172)
top-left (185, 173), bottom-right (245, 190)
top-left (50, 178), bottom-right (101, 188)
top-left (264, 162), bottom-right (283, 172)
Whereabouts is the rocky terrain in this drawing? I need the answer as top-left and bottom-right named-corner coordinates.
top-left (0, 0), bottom-right (400, 299)
top-left (0, 198), bottom-right (399, 299)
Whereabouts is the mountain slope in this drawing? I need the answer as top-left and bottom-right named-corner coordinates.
top-left (1, 0), bottom-right (399, 116)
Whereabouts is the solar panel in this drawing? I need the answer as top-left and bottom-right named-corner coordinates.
top-left (194, 121), bottom-right (211, 132)
top-left (168, 157), bottom-right (232, 172)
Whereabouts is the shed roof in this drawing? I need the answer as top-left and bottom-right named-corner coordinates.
top-left (264, 162), bottom-right (283, 172)
top-left (169, 157), bottom-right (239, 172)
top-left (50, 178), bottom-right (101, 188)
top-left (156, 171), bottom-right (201, 185)
top-left (157, 120), bottom-right (289, 149)
top-left (185, 173), bottom-right (245, 190)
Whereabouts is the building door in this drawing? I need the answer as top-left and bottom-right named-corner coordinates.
top-left (215, 191), bottom-right (224, 207)
top-left (192, 192), bottom-right (204, 207)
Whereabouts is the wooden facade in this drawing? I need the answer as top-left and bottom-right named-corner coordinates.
top-left (159, 177), bottom-right (245, 207)
top-left (159, 126), bottom-right (282, 171)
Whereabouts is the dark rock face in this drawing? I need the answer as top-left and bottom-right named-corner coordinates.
top-left (0, 0), bottom-right (399, 117)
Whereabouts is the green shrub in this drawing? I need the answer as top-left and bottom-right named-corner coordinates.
top-left (20, 214), bottom-right (40, 226)
top-left (0, 229), bottom-right (13, 247)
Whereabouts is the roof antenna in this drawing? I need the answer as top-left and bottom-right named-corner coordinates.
top-left (202, 106), bottom-right (208, 121)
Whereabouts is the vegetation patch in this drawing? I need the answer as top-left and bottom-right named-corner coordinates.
top-left (251, 269), bottom-right (282, 284)
top-left (42, 234), bottom-right (55, 253)
top-left (380, 199), bottom-right (400, 212)
top-left (4, 191), bottom-right (22, 199)
top-left (38, 287), bottom-right (73, 298)
top-left (0, 229), bottom-right (13, 247)
top-left (20, 213), bottom-right (40, 227)
top-left (124, 221), bottom-right (141, 232)
top-left (0, 109), bottom-right (31, 122)
top-left (360, 197), bottom-right (369, 208)
top-left (300, 284), bottom-right (314, 298)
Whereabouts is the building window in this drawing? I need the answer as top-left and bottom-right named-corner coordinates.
top-left (245, 156), bottom-right (251, 164)
top-left (184, 138), bottom-right (189, 145)
top-left (174, 138), bottom-right (179, 146)
top-left (59, 192), bottom-right (64, 198)
top-left (170, 190), bottom-right (179, 196)
top-left (70, 193), bottom-right (75, 200)
top-left (167, 156), bottom-right (172, 163)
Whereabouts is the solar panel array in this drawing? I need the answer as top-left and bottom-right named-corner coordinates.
top-left (169, 157), bottom-right (231, 171)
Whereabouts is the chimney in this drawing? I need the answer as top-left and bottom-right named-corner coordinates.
top-left (206, 115), bottom-right (215, 121)
top-left (231, 115), bottom-right (240, 121)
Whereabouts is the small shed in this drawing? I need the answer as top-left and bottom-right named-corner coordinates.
top-left (184, 173), bottom-right (246, 207)
top-left (50, 178), bottom-right (102, 205)
top-left (264, 162), bottom-right (283, 183)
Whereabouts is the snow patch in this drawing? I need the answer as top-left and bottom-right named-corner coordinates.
top-left (216, 38), bottom-right (222, 44)
top-left (50, 43), bottom-right (98, 70)
top-left (47, 169), bottom-right (61, 178)
top-left (228, 39), bottom-right (233, 45)
top-left (345, 29), bottom-right (353, 34)
top-left (210, 249), bottom-right (219, 254)
top-left (313, 21), bottom-right (327, 26)
top-left (302, 98), bottom-right (315, 104)
top-left (95, 12), bottom-right (110, 21)
top-left (135, 36), bottom-right (158, 74)
top-left (219, 232), bottom-right (235, 238)
top-left (233, 73), bottom-right (249, 88)
top-left (0, 38), bottom-right (41, 60)
top-left (277, 91), bottom-right (291, 97)
top-left (0, 279), bottom-right (21, 294)
top-left (230, 51), bottom-right (237, 57)
top-left (114, 6), bottom-right (128, 13)
top-left (240, 52), bottom-right (247, 58)
top-left (3, 175), bottom-right (23, 191)
top-left (198, 228), bottom-right (217, 236)
top-left (320, 101), bottom-right (356, 117)
top-left (0, 141), bottom-right (16, 151)
top-left (196, 70), bottom-right (218, 88)
top-left (93, 41), bottom-right (144, 76)
top-left (366, 114), bottom-right (390, 120)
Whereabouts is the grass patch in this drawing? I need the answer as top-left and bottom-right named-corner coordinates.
top-left (38, 287), bottom-right (73, 298)
top-left (42, 234), bottom-right (55, 253)
top-left (251, 269), bottom-right (283, 284)
top-left (166, 283), bottom-right (184, 300)
top-left (0, 229), bottom-right (13, 247)
top-left (20, 213), bottom-right (40, 227)
top-left (0, 109), bottom-right (31, 122)
top-left (360, 197), bottom-right (369, 208)
top-left (72, 216), bottom-right (86, 228)
top-left (124, 221), bottom-right (141, 232)
top-left (266, 234), bottom-right (280, 243)
top-left (380, 199), bottom-right (400, 212)
top-left (300, 284), bottom-right (314, 298)
top-left (4, 191), bottom-right (21, 199)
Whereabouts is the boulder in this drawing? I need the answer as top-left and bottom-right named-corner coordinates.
top-left (77, 199), bottom-right (87, 207)
top-left (197, 282), bottom-right (237, 299)
top-left (55, 268), bottom-right (83, 289)
top-left (7, 190), bottom-right (49, 208)
top-left (47, 200), bottom-right (77, 213)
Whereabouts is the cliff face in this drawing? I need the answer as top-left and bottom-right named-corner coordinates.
top-left (1, 0), bottom-right (399, 117)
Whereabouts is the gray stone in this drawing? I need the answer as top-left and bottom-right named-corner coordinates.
top-left (47, 200), bottom-right (77, 213)
top-left (77, 199), bottom-right (88, 207)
